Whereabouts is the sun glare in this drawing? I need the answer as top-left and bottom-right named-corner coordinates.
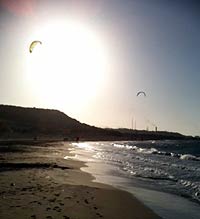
top-left (26, 19), bottom-right (109, 109)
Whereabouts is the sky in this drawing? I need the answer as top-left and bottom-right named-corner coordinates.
top-left (0, 0), bottom-right (200, 136)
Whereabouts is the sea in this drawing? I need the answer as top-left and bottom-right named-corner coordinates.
top-left (66, 140), bottom-right (200, 219)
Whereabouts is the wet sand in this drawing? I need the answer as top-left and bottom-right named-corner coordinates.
top-left (0, 141), bottom-right (161, 219)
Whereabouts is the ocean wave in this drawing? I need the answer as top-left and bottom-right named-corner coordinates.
top-left (179, 179), bottom-right (200, 203)
top-left (112, 142), bottom-right (200, 162)
top-left (180, 154), bottom-right (200, 161)
top-left (113, 143), bottom-right (159, 154)
top-left (112, 143), bottom-right (125, 148)
top-left (122, 162), bottom-right (177, 181)
top-left (76, 141), bottom-right (200, 204)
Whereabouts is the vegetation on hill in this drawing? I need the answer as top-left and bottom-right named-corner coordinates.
top-left (0, 105), bottom-right (195, 141)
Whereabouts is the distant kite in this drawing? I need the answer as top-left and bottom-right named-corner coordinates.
top-left (29, 40), bottom-right (42, 53)
top-left (136, 91), bottom-right (146, 97)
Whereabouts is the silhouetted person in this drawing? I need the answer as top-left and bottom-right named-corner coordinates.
top-left (76, 137), bottom-right (79, 142)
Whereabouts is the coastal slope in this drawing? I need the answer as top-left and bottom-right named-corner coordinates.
top-left (0, 104), bottom-right (194, 141)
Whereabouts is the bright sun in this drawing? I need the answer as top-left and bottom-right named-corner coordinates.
top-left (26, 19), bottom-right (109, 110)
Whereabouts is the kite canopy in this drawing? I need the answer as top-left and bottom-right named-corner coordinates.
top-left (136, 91), bottom-right (146, 97)
top-left (29, 40), bottom-right (42, 53)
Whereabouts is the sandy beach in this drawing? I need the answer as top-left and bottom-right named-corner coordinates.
top-left (0, 141), bottom-right (161, 219)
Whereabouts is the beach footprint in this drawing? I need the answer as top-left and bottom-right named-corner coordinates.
top-left (96, 212), bottom-right (103, 218)
top-left (48, 198), bottom-right (56, 202)
top-left (53, 206), bottom-right (61, 212)
top-left (54, 193), bottom-right (60, 197)
top-left (84, 199), bottom-right (89, 204)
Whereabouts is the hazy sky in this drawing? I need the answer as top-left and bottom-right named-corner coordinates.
top-left (0, 0), bottom-right (200, 135)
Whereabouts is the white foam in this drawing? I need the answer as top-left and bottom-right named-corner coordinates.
top-left (180, 154), bottom-right (199, 161)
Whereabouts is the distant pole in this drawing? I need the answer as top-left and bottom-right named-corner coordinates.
top-left (155, 126), bottom-right (158, 132)
top-left (131, 117), bottom-right (133, 130)
top-left (134, 120), bottom-right (137, 130)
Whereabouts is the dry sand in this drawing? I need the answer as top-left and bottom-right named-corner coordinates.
top-left (0, 141), bottom-right (161, 219)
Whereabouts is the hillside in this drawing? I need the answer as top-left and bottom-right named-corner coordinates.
top-left (0, 105), bottom-right (194, 141)
top-left (0, 105), bottom-right (119, 140)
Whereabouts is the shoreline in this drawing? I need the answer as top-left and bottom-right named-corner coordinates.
top-left (0, 141), bottom-right (161, 219)
top-left (70, 141), bottom-right (200, 219)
